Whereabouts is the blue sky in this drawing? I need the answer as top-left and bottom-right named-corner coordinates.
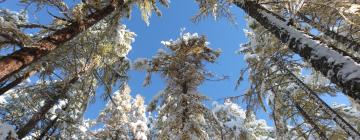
top-left (1, 0), bottom-right (350, 127)
top-left (82, 0), bottom-right (271, 124)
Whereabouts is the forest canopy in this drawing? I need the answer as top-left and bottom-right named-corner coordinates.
top-left (0, 0), bottom-right (360, 139)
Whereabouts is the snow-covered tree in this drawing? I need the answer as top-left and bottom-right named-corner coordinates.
top-left (195, 0), bottom-right (360, 139)
top-left (0, 0), bottom-right (169, 91)
top-left (135, 31), bottom-right (222, 139)
top-left (212, 99), bottom-right (275, 140)
top-left (96, 83), bottom-right (148, 140)
top-left (0, 17), bottom-right (136, 138)
top-left (195, 0), bottom-right (360, 106)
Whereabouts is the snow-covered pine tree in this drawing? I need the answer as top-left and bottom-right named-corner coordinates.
top-left (130, 95), bottom-right (149, 140)
top-left (194, 0), bottom-right (360, 105)
top-left (270, 0), bottom-right (360, 57)
top-left (135, 32), bottom-right (222, 139)
top-left (234, 0), bottom-right (360, 105)
top-left (212, 99), bottom-right (275, 140)
top-left (96, 83), bottom-right (148, 140)
top-left (0, 0), bottom-right (169, 89)
top-left (226, 12), bottom-right (359, 140)
top-left (0, 18), bottom-right (135, 139)
top-left (238, 17), bottom-right (360, 139)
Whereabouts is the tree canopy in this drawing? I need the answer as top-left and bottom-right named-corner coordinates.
top-left (0, 0), bottom-right (360, 139)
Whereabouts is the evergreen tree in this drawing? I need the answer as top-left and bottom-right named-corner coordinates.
top-left (135, 32), bottom-right (222, 139)
top-left (195, 0), bottom-right (360, 105)
top-left (0, 0), bottom-right (169, 88)
top-left (212, 99), bottom-right (275, 140)
top-left (96, 83), bottom-right (148, 140)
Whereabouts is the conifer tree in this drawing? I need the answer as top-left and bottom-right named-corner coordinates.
top-left (0, 0), bottom-right (169, 87)
top-left (212, 99), bottom-right (275, 139)
top-left (135, 32), bottom-right (222, 139)
top-left (195, 0), bottom-right (360, 104)
top-left (96, 83), bottom-right (148, 140)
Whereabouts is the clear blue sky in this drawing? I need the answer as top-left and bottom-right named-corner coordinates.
top-left (1, 0), bottom-right (350, 127)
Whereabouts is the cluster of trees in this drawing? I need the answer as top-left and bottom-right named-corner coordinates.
top-left (0, 0), bottom-right (359, 139)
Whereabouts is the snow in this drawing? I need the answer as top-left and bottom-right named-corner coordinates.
top-left (0, 122), bottom-right (17, 140)
top-left (161, 31), bottom-right (201, 47)
top-left (161, 40), bottom-right (171, 46)
top-left (0, 9), bottom-right (28, 28)
top-left (212, 100), bottom-right (274, 139)
top-left (243, 28), bottom-right (258, 51)
top-left (260, 10), bottom-right (360, 83)
top-left (115, 25), bottom-right (136, 58)
top-left (344, 4), bottom-right (360, 14)
top-left (0, 96), bottom-right (7, 104)
top-left (244, 53), bottom-right (258, 60)
top-left (333, 103), bottom-right (360, 118)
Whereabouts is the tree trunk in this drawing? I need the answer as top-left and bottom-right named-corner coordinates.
top-left (0, 68), bottom-right (37, 95)
top-left (272, 91), bottom-right (288, 140)
top-left (297, 13), bottom-right (360, 53)
top-left (278, 59), bottom-right (360, 139)
top-left (234, 0), bottom-right (360, 105)
top-left (37, 102), bottom-right (69, 140)
top-left (37, 116), bottom-right (59, 140)
top-left (16, 77), bottom-right (78, 139)
top-left (0, 1), bottom-right (124, 83)
top-left (286, 91), bottom-right (328, 140)
top-left (17, 95), bottom-right (59, 139)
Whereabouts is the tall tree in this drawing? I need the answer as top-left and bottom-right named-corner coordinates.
top-left (96, 83), bottom-right (148, 140)
top-left (236, 10), bottom-right (359, 139)
top-left (195, 0), bottom-right (360, 104)
top-left (212, 99), bottom-right (275, 139)
top-left (16, 77), bottom-right (78, 139)
top-left (135, 32), bottom-right (222, 139)
top-left (0, 18), bottom-right (135, 138)
top-left (0, 0), bottom-right (169, 86)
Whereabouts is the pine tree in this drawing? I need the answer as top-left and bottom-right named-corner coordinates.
top-left (195, 0), bottom-right (360, 104)
top-left (0, 19), bottom-right (135, 139)
top-left (96, 84), bottom-right (148, 140)
top-left (0, 0), bottom-right (169, 88)
top-left (212, 99), bottom-right (275, 140)
top-left (135, 32), bottom-right (222, 139)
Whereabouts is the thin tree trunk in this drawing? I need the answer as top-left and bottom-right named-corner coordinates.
top-left (297, 13), bottom-right (360, 53)
top-left (0, 68), bottom-right (37, 95)
top-left (37, 103), bottom-right (69, 140)
top-left (277, 59), bottom-right (360, 139)
top-left (17, 95), bottom-right (60, 139)
top-left (272, 90), bottom-right (288, 140)
top-left (234, 0), bottom-right (360, 105)
top-left (286, 91), bottom-right (328, 140)
top-left (45, 123), bottom-right (59, 140)
top-left (0, 1), bottom-right (124, 83)
top-left (16, 77), bottom-right (78, 139)
top-left (37, 116), bottom-right (59, 140)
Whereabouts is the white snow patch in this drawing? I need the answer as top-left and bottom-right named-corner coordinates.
top-left (0, 122), bottom-right (17, 139)
top-left (344, 4), bottom-right (360, 14)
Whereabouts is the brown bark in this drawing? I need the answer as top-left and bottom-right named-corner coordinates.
top-left (0, 1), bottom-right (124, 83)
